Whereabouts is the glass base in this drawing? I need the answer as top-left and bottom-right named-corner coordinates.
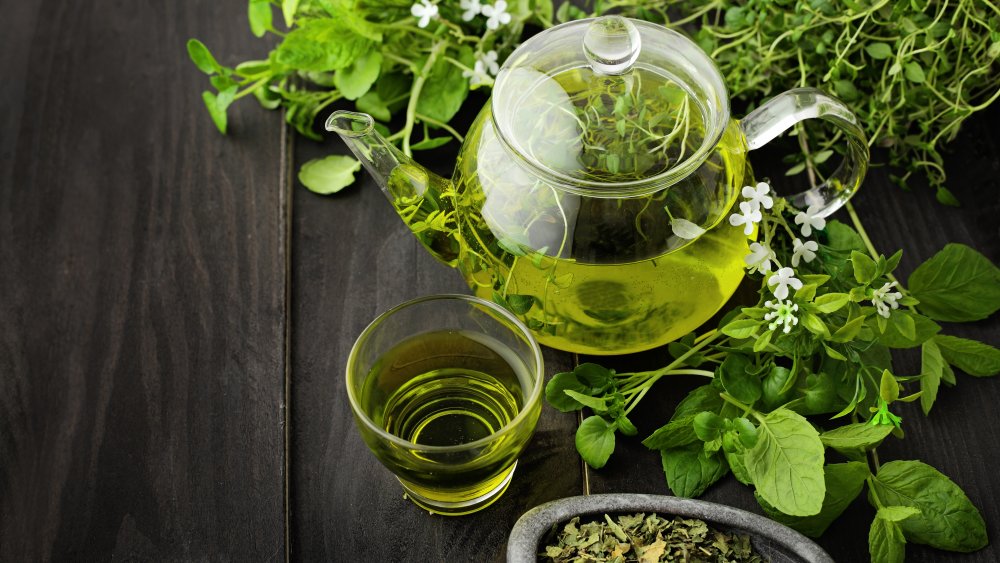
top-left (398, 461), bottom-right (517, 516)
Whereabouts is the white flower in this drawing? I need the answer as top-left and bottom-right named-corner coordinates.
top-left (461, 51), bottom-right (499, 87)
top-left (459, 0), bottom-right (481, 21)
top-left (742, 182), bottom-right (774, 212)
top-left (729, 201), bottom-right (762, 236)
top-left (793, 203), bottom-right (826, 237)
top-left (744, 242), bottom-right (775, 274)
top-left (764, 299), bottom-right (800, 334)
top-left (767, 267), bottom-right (803, 300)
top-left (410, 0), bottom-right (438, 28)
top-left (481, 0), bottom-right (511, 29)
top-left (791, 238), bottom-right (819, 267)
top-left (871, 281), bottom-right (903, 318)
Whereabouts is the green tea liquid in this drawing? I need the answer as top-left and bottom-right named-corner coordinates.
top-left (359, 330), bottom-right (533, 511)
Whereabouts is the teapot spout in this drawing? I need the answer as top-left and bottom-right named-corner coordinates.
top-left (326, 111), bottom-right (459, 267)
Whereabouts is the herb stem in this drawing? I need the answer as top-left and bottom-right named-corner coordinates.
top-left (415, 112), bottom-right (465, 142)
top-left (402, 41), bottom-right (447, 156)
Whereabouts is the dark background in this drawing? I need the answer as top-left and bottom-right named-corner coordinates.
top-left (1, 1), bottom-right (998, 561)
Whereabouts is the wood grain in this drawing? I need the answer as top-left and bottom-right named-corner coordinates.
top-left (287, 134), bottom-right (581, 562)
top-left (0, 1), bottom-right (287, 560)
top-left (585, 102), bottom-right (1000, 562)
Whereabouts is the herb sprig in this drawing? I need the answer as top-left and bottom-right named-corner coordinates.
top-left (547, 183), bottom-right (1000, 561)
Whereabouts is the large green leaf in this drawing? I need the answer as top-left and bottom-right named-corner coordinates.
top-left (660, 442), bottom-right (728, 498)
top-left (334, 51), bottom-right (382, 100)
top-left (757, 462), bottom-right (869, 537)
top-left (920, 340), bottom-right (945, 415)
top-left (416, 56), bottom-right (469, 124)
top-left (934, 335), bottom-right (1000, 377)
top-left (870, 460), bottom-right (987, 551)
top-left (745, 408), bottom-right (826, 516)
top-left (908, 244), bottom-right (1000, 322)
top-left (297, 155), bottom-right (362, 194)
top-left (819, 423), bottom-right (893, 452)
top-left (576, 415), bottom-right (616, 469)
top-left (274, 18), bottom-right (377, 72)
top-left (869, 513), bottom-right (907, 563)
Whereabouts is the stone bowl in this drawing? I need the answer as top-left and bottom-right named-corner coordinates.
top-left (507, 494), bottom-right (833, 563)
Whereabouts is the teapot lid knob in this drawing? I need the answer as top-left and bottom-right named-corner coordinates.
top-left (583, 16), bottom-right (641, 75)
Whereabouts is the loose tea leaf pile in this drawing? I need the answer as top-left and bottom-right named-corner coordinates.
top-left (542, 513), bottom-right (765, 563)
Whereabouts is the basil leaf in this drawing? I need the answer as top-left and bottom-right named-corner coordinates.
top-left (719, 354), bottom-right (761, 404)
top-left (416, 56), bottom-right (469, 123)
top-left (869, 513), bottom-right (907, 563)
top-left (879, 311), bottom-right (940, 348)
top-left (920, 340), bottom-right (945, 415)
top-left (275, 18), bottom-right (376, 72)
top-left (870, 460), bottom-right (988, 552)
top-left (761, 366), bottom-right (793, 410)
top-left (820, 423), bottom-right (892, 452)
top-left (297, 155), bottom-right (362, 194)
top-left (746, 408), bottom-right (826, 516)
top-left (908, 244), bottom-right (1000, 322)
top-left (660, 442), bottom-right (728, 498)
top-left (576, 415), bottom-right (616, 469)
top-left (642, 415), bottom-right (698, 450)
top-left (851, 250), bottom-right (877, 284)
top-left (544, 372), bottom-right (588, 412)
top-left (757, 461), bottom-right (869, 537)
top-left (721, 318), bottom-right (762, 339)
top-left (934, 335), bottom-right (1000, 377)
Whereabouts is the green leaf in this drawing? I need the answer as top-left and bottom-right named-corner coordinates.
top-left (201, 85), bottom-right (237, 134)
top-left (660, 442), bottom-right (728, 498)
top-left (814, 293), bottom-right (850, 313)
top-left (820, 423), bottom-right (892, 452)
top-left (908, 244), bottom-right (1000, 322)
top-left (503, 293), bottom-right (534, 315)
top-left (920, 340), bottom-right (945, 415)
top-left (761, 366), bottom-right (793, 410)
top-left (544, 371), bottom-right (589, 412)
top-left (573, 363), bottom-right (613, 391)
top-left (879, 506), bottom-right (922, 522)
top-left (616, 413), bottom-right (638, 436)
top-left (869, 513), bottom-right (907, 563)
top-left (865, 42), bottom-right (894, 59)
top-left (719, 354), bottom-right (761, 404)
top-left (576, 415), bottom-right (616, 469)
top-left (936, 186), bottom-right (961, 206)
top-left (721, 318), bottom-right (762, 339)
top-left (870, 460), bottom-right (988, 551)
top-left (642, 384), bottom-right (723, 450)
top-left (187, 39), bottom-right (220, 74)
top-left (564, 389), bottom-right (607, 412)
top-left (851, 251), bottom-right (877, 284)
top-left (757, 462), bottom-right (869, 537)
top-left (745, 408), bottom-right (826, 516)
top-left (831, 315), bottom-right (866, 343)
top-left (879, 369), bottom-right (899, 403)
top-left (800, 312), bottom-right (830, 337)
top-left (834, 80), bottom-right (859, 102)
top-left (248, 0), bottom-right (273, 38)
top-left (879, 311), bottom-right (940, 348)
top-left (253, 84), bottom-right (282, 110)
top-left (410, 136), bottom-right (452, 151)
top-left (934, 335), bottom-right (1000, 377)
top-left (333, 51), bottom-right (382, 100)
top-left (904, 61), bottom-right (925, 83)
top-left (416, 56), bottom-right (470, 124)
top-left (824, 220), bottom-right (866, 252)
top-left (275, 18), bottom-right (377, 72)
top-left (297, 155), bottom-right (362, 194)
top-left (692, 411), bottom-right (726, 442)
top-left (282, 0), bottom-right (300, 27)
top-left (355, 91), bottom-right (392, 122)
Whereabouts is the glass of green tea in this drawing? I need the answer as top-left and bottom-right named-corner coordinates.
top-left (346, 294), bottom-right (544, 516)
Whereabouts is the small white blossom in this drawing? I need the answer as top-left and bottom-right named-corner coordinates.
top-left (742, 182), bottom-right (774, 212)
top-left (871, 281), bottom-right (903, 318)
top-left (767, 267), bottom-right (803, 300)
top-left (791, 238), bottom-right (819, 267)
top-left (462, 51), bottom-right (499, 87)
top-left (793, 203), bottom-right (826, 237)
top-left (481, 0), bottom-right (511, 29)
top-left (459, 0), bottom-right (481, 21)
top-left (764, 299), bottom-right (800, 334)
top-left (729, 201), bottom-right (762, 236)
top-left (744, 242), bottom-right (775, 274)
top-left (410, 0), bottom-right (438, 28)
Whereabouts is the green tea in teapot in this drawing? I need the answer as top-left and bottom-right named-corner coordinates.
top-left (387, 66), bottom-right (749, 355)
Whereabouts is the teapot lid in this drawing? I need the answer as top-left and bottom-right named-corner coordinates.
top-left (491, 16), bottom-right (730, 196)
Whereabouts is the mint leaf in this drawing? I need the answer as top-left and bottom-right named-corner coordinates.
top-left (820, 423), bottom-right (893, 452)
top-left (275, 18), bottom-right (376, 72)
top-left (879, 311), bottom-right (940, 348)
top-left (870, 460), bottom-right (988, 551)
top-left (660, 442), bottom-right (728, 498)
top-left (908, 244), bottom-right (1000, 322)
top-left (746, 408), bottom-right (826, 516)
top-left (544, 372), bottom-right (589, 412)
top-left (334, 51), bottom-right (382, 100)
top-left (642, 384), bottom-right (722, 450)
top-left (576, 415), bottom-right (616, 469)
top-left (719, 354), bottom-right (761, 404)
top-left (869, 513), bottom-right (907, 563)
top-left (920, 340), bottom-right (945, 414)
top-left (416, 56), bottom-right (470, 123)
top-left (297, 155), bottom-right (361, 194)
top-left (757, 461), bottom-right (869, 537)
top-left (934, 335), bottom-right (1000, 377)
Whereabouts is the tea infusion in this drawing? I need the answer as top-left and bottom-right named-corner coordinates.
top-left (359, 330), bottom-right (534, 509)
top-left (390, 66), bottom-right (749, 354)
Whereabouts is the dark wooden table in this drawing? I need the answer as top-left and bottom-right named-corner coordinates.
top-left (2, 2), bottom-right (998, 561)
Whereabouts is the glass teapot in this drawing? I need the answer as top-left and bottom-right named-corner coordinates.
top-left (327, 16), bottom-right (868, 355)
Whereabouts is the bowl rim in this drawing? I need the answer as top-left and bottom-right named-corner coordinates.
top-left (507, 493), bottom-right (834, 563)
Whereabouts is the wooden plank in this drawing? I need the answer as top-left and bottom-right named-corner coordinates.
top-left (288, 136), bottom-right (581, 561)
top-left (0, 1), bottom-right (288, 560)
top-left (585, 103), bottom-right (1000, 562)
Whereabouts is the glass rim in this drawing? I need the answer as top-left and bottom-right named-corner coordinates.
top-left (345, 294), bottom-right (545, 453)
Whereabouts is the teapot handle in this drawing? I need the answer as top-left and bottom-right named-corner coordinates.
top-left (740, 88), bottom-right (869, 218)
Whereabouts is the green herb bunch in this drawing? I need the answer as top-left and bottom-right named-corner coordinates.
top-left (546, 184), bottom-right (1000, 561)
top-left (186, 0), bottom-right (553, 192)
top-left (611, 0), bottom-right (1000, 204)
